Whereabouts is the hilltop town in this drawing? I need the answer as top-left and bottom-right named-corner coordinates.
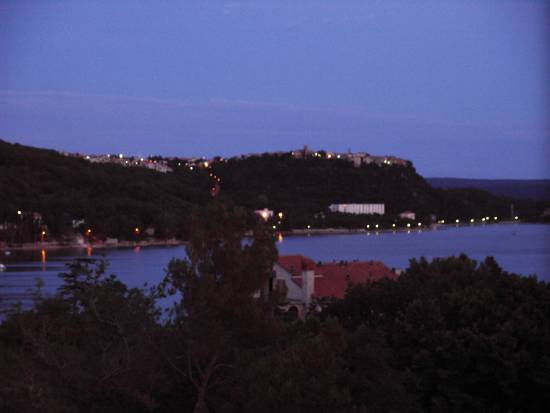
top-left (63, 145), bottom-right (409, 174)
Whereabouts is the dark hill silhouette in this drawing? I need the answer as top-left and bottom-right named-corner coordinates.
top-left (428, 177), bottom-right (550, 201)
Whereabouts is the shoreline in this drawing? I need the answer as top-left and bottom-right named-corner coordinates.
top-left (0, 221), bottom-right (534, 251)
top-left (0, 238), bottom-right (184, 252)
top-left (283, 220), bottom-right (524, 236)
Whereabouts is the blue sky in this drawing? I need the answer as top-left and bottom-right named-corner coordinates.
top-left (1, 0), bottom-right (548, 178)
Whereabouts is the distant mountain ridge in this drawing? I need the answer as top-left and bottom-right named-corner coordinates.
top-left (428, 178), bottom-right (550, 201)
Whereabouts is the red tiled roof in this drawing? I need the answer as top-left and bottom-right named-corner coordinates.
top-left (313, 261), bottom-right (396, 299)
top-left (277, 256), bottom-right (396, 300)
top-left (277, 255), bottom-right (316, 277)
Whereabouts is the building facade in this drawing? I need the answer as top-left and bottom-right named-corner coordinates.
top-left (329, 203), bottom-right (385, 215)
top-left (271, 255), bottom-right (396, 318)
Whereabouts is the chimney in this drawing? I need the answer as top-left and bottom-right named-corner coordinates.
top-left (301, 268), bottom-right (315, 309)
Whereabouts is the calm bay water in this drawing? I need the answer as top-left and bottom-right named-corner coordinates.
top-left (1, 223), bottom-right (549, 308)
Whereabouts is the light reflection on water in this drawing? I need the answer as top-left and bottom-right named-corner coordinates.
top-left (1, 223), bottom-right (549, 310)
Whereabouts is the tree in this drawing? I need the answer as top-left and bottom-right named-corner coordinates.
top-left (0, 259), bottom-right (164, 412)
top-left (159, 202), bottom-right (279, 413)
top-left (324, 255), bottom-right (550, 413)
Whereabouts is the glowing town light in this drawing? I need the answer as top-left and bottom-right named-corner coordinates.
top-left (336, 154), bottom-right (341, 159)
top-left (482, 218), bottom-right (486, 222)
top-left (441, 220), bottom-right (445, 224)
top-left (278, 212), bottom-right (284, 219)
top-left (392, 223), bottom-right (396, 228)
top-left (514, 216), bottom-right (519, 220)
top-left (190, 166), bottom-right (194, 171)
top-left (140, 158), bottom-right (144, 162)
top-left (85, 155), bottom-right (90, 160)
top-left (486, 216), bottom-right (490, 220)
top-left (406, 223), bottom-right (411, 228)
top-left (366, 224), bottom-right (370, 229)
top-left (272, 225), bottom-right (276, 230)
top-left (375, 224), bottom-right (379, 229)
top-left (134, 227), bottom-right (140, 234)
top-left (204, 161), bottom-right (209, 167)
top-left (307, 225), bottom-right (311, 229)
top-left (493, 217), bottom-right (498, 220)
top-left (327, 153), bottom-right (332, 159)
top-left (470, 218), bottom-right (474, 223)
top-left (17, 210), bottom-right (22, 215)
top-left (417, 222), bottom-right (422, 227)
top-left (455, 219), bottom-right (460, 223)
top-left (41, 230), bottom-right (46, 236)
top-left (86, 229), bottom-right (92, 235)
top-left (119, 153), bottom-right (124, 159)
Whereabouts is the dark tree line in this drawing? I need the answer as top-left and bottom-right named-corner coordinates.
top-left (212, 153), bottom-right (548, 229)
top-left (1, 140), bottom-right (548, 243)
top-left (1, 205), bottom-right (549, 412)
top-left (0, 140), bottom-right (212, 242)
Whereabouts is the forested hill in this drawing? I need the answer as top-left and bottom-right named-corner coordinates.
top-left (428, 178), bottom-right (550, 201)
top-left (1, 140), bottom-right (548, 242)
top-left (0, 140), bottom-right (212, 240)
top-left (209, 153), bottom-right (547, 228)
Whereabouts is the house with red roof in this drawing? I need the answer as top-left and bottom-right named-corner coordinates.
top-left (272, 255), bottom-right (397, 318)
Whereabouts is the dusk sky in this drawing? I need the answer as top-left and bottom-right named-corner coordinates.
top-left (1, 0), bottom-right (548, 178)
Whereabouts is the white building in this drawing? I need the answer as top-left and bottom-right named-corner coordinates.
top-left (329, 203), bottom-right (385, 215)
top-left (399, 211), bottom-right (416, 220)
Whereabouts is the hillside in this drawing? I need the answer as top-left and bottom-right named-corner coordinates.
top-left (428, 178), bottom-right (550, 201)
top-left (1, 141), bottom-right (547, 243)
top-left (208, 152), bottom-right (546, 228)
top-left (0, 140), bottom-right (212, 241)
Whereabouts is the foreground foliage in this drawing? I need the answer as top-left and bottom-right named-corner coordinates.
top-left (1, 209), bottom-right (549, 412)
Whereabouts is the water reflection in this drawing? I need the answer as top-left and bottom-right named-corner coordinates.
top-left (41, 249), bottom-right (46, 271)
